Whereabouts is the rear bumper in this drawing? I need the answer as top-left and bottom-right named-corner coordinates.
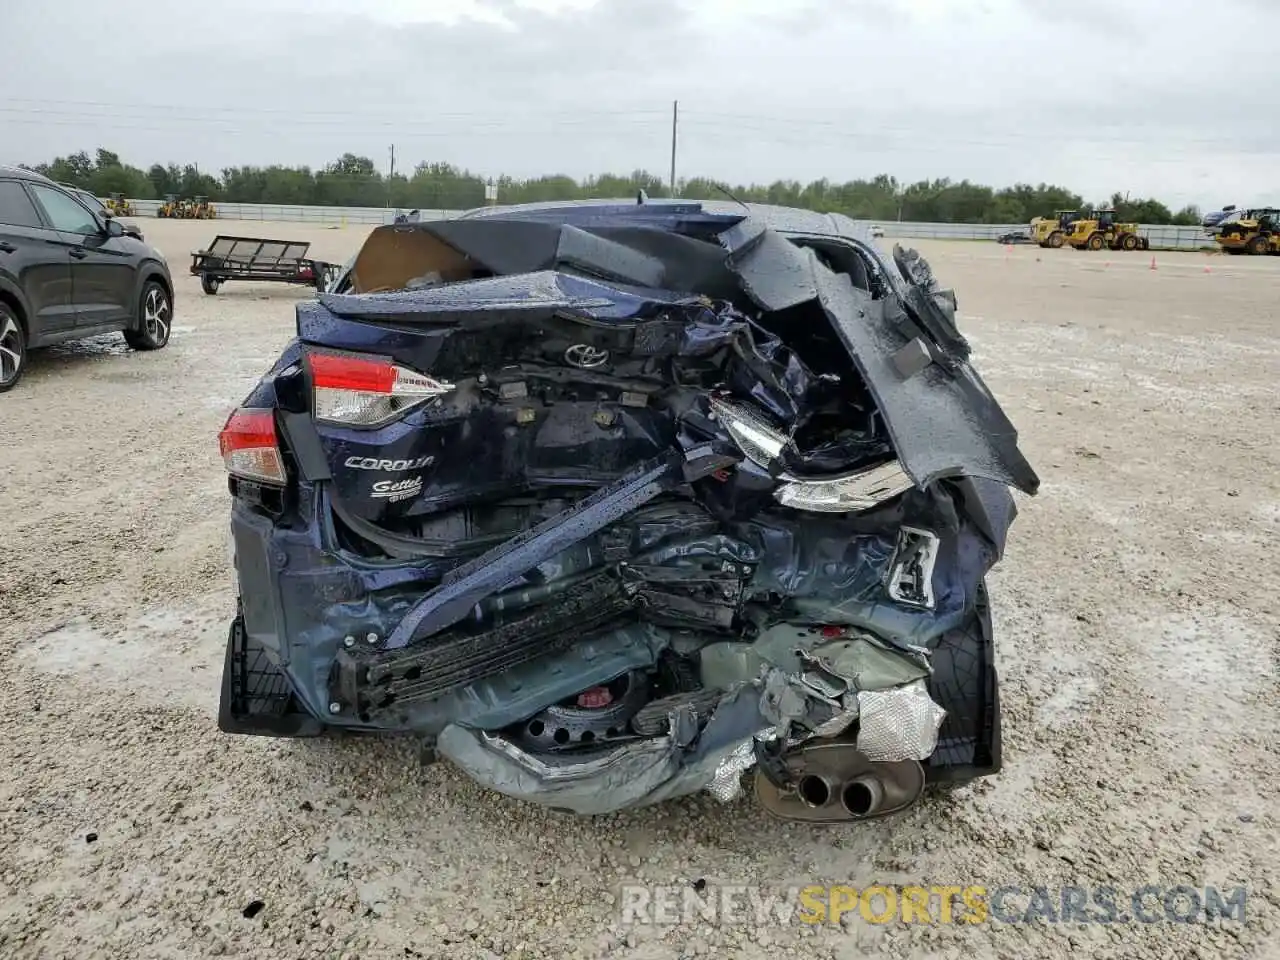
top-left (220, 483), bottom-right (1004, 811)
top-left (217, 609), bottom-right (324, 738)
top-left (216, 606), bottom-right (1002, 814)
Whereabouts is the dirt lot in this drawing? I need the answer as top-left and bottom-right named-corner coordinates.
top-left (1, 220), bottom-right (1277, 960)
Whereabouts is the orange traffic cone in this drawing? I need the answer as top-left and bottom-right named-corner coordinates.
top-left (1149, 255), bottom-right (1157, 271)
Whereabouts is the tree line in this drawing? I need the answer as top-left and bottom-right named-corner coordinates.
top-left (26, 148), bottom-right (1205, 226)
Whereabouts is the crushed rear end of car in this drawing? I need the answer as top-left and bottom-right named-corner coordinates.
top-left (217, 201), bottom-right (1038, 820)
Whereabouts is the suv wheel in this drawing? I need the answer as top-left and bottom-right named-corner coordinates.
top-left (124, 281), bottom-right (171, 351)
top-left (0, 305), bottom-right (26, 393)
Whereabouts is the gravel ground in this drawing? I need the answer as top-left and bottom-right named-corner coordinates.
top-left (1, 222), bottom-right (1277, 960)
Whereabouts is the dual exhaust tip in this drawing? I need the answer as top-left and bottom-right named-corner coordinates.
top-left (753, 743), bottom-right (927, 824)
top-left (797, 773), bottom-right (885, 818)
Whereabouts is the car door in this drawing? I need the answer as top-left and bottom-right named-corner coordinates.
top-left (0, 178), bottom-right (77, 340)
top-left (27, 182), bottom-right (134, 329)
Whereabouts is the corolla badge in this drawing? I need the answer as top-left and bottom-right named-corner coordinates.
top-left (345, 455), bottom-right (435, 472)
top-left (564, 344), bottom-right (609, 369)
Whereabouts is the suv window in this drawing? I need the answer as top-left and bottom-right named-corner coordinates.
top-left (74, 190), bottom-right (106, 214)
top-left (0, 180), bottom-right (43, 228)
top-left (29, 183), bottom-right (99, 235)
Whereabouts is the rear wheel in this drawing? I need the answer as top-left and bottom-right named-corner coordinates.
top-left (1248, 235), bottom-right (1268, 256)
top-left (1087, 233), bottom-right (1105, 250)
top-left (201, 274), bottom-right (221, 295)
top-left (0, 305), bottom-right (26, 393)
top-left (1121, 234), bottom-right (1138, 251)
top-left (124, 280), bottom-right (172, 351)
top-left (1048, 231), bottom-right (1065, 248)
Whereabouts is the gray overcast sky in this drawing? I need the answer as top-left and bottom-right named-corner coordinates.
top-left (3, 0), bottom-right (1275, 209)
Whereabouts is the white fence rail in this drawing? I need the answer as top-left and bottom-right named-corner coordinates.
top-left (876, 220), bottom-right (1214, 251)
top-left (113, 199), bottom-right (1217, 250)
top-left (122, 199), bottom-right (456, 225)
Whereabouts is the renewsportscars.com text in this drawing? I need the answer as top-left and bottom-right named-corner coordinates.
top-left (620, 884), bottom-right (1248, 926)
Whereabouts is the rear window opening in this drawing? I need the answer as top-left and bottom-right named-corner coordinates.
top-left (348, 228), bottom-right (487, 293)
top-left (786, 237), bottom-right (882, 297)
top-left (338, 223), bottom-right (886, 303)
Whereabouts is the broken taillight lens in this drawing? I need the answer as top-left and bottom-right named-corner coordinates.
top-left (218, 407), bottom-right (286, 485)
top-left (774, 460), bottom-right (915, 513)
top-left (306, 350), bottom-right (455, 427)
top-left (707, 395), bottom-right (791, 467)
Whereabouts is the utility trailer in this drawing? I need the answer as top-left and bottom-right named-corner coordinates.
top-left (190, 235), bottom-right (338, 295)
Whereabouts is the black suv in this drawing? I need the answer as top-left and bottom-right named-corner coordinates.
top-left (0, 165), bottom-right (174, 392)
top-left (57, 183), bottom-right (145, 241)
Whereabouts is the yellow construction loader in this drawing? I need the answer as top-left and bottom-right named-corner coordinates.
top-left (157, 195), bottom-right (181, 218)
top-left (1065, 209), bottom-right (1150, 251)
top-left (1029, 210), bottom-right (1079, 248)
top-left (105, 193), bottom-right (136, 217)
top-left (1214, 208), bottom-right (1280, 255)
top-left (191, 196), bottom-right (217, 219)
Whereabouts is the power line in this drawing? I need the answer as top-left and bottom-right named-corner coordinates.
top-left (0, 101), bottom-right (1262, 151)
top-left (5, 116), bottom-right (1264, 166)
top-left (1, 97), bottom-right (670, 121)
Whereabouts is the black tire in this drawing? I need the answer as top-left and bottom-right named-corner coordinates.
top-left (1121, 234), bottom-right (1138, 251)
top-left (0, 303), bottom-right (26, 393)
top-left (1087, 233), bottom-right (1105, 251)
top-left (1048, 231), bottom-right (1065, 248)
top-left (123, 280), bottom-right (172, 351)
top-left (1248, 235), bottom-right (1268, 256)
top-left (201, 274), bottom-right (221, 295)
top-left (1139, 237), bottom-right (1150, 251)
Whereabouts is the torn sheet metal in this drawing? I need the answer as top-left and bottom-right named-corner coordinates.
top-left (799, 635), bottom-right (930, 692)
top-left (705, 734), bottom-right (768, 803)
top-left (856, 680), bottom-right (948, 762)
top-left (437, 726), bottom-right (681, 815)
top-left (721, 226), bottom-right (1038, 495)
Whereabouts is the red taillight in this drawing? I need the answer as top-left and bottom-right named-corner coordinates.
top-left (218, 407), bottom-right (286, 485)
top-left (309, 352), bottom-right (397, 393)
top-left (305, 350), bottom-right (454, 427)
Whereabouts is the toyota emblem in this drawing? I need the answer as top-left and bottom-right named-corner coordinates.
top-left (564, 344), bottom-right (609, 369)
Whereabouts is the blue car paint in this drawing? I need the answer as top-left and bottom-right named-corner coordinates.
top-left (222, 199), bottom-right (1033, 802)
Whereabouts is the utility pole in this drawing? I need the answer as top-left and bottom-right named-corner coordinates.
top-left (669, 100), bottom-right (678, 198)
top-left (387, 144), bottom-right (395, 208)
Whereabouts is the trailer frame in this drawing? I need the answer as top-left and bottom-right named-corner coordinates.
top-left (190, 235), bottom-right (337, 295)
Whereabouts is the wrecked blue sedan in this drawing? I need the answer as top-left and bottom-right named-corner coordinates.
top-left (216, 198), bottom-right (1038, 822)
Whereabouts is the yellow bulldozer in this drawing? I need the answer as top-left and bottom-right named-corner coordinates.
top-left (1065, 209), bottom-right (1150, 251)
top-left (105, 193), bottom-right (136, 217)
top-left (1029, 210), bottom-right (1079, 248)
top-left (1214, 208), bottom-right (1280, 255)
top-left (157, 195), bottom-right (217, 219)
